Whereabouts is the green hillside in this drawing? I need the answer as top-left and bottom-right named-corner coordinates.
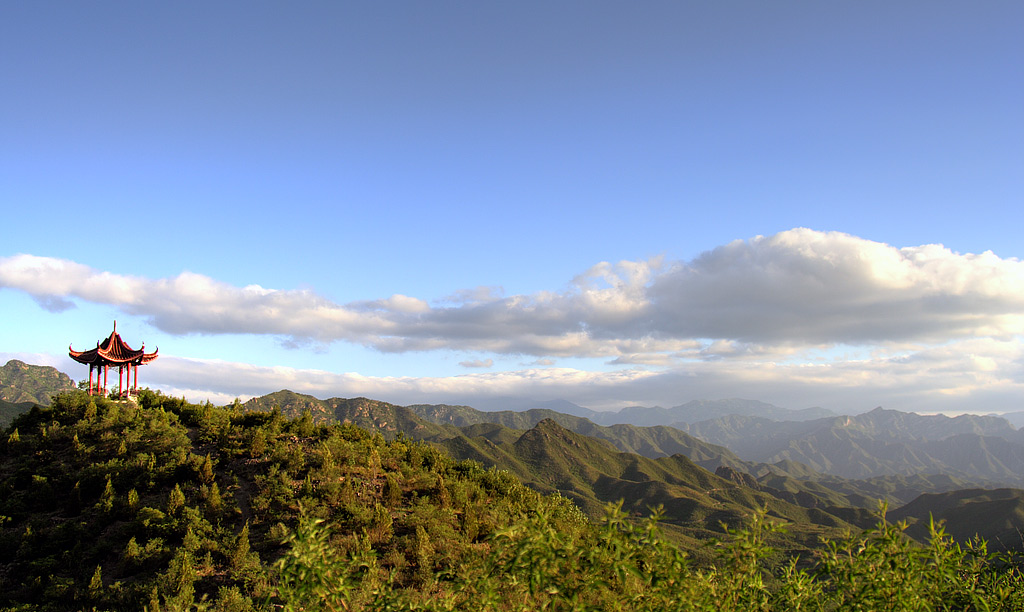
top-left (245, 389), bottom-right (1024, 549)
top-left (2, 389), bottom-right (1023, 611)
top-left (0, 359), bottom-right (76, 406)
top-left (0, 390), bottom-right (583, 610)
top-left (408, 402), bottom-right (747, 469)
top-left (435, 418), bottom-right (864, 550)
top-left (890, 488), bottom-right (1024, 551)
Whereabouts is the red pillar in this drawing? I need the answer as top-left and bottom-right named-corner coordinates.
top-left (88, 365), bottom-right (94, 396)
top-left (118, 366), bottom-right (124, 398)
top-left (103, 365), bottom-right (108, 395)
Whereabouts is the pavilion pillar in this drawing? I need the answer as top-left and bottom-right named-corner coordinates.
top-left (103, 365), bottom-right (108, 395)
top-left (118, 366), bottom-right (124, 398)
top-left (88, 365), bottom-right (94, 396)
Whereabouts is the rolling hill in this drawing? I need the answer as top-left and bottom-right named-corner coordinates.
top-left (0, 359), bottom-right (76, 406)
top-left (890, 488), bottom-right (1024, 551)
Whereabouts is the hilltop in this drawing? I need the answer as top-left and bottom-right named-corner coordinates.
top-left (0, 390), bottom-right (583, 609)
top-left (0, 360), bottom-right (77, 427)
top-left (0, 359), bottom-right (76, 405)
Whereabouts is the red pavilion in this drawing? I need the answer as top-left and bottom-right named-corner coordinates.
top-left (69, 322), bottom-right (158, 397)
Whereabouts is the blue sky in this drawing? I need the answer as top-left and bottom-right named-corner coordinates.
top-left (2, 2), bottom-right (1022, 414)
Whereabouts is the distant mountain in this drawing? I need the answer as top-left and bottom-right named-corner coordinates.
top-left (754, 467), bottom-right (980, 508)
top-left (1001, 411), bottom-right (1024, 429)
top-left (242, 389), bottom-right (1024, 548)
top-left (680, 408), bottom-right (1024, 485)
top-left (590, 398), bottom-right (835, 427)
top-left (0, 359), bottom-right (76, 406)
top-left (406, 401), bottom-right (1009, 508)
top-left (447, 396), bottom-right (601, 419)
top-left (250, 390), bottom-right (1011, 508)
top-left (405, 402), bottom-right (745, 470)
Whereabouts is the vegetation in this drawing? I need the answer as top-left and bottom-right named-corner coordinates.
top-left (276, 502), bottom-right (1024, 611)
top-left (255, 391), bottom-right (1024, 510)
top-left (0, 390), bottom-right (583, 610)
top-left (0, 359), bottom-right (76, 404)
top-left (247, 391), bottom-right (1024, 550)
top-left (1, 390), bottom-right (1022, 610)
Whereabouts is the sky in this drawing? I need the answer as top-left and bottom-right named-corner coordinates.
top-left (1, 2), bottom-right (1022, 415)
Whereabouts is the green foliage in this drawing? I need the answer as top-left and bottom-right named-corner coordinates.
top-left (273, 512), bottom-right (376, 611)
top-left (1, 389), bottom-right (1022, 611)
top-left (0, 390), bottom-right (585, 610)
top-left (270, 502), bottom-right (1024, 612)
top-left (0, 359), bottom-right (76, 407)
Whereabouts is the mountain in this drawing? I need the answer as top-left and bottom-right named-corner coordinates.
top-left (680, 408), bottom-right (1024, 485)
top-left (753, 467), bottom-right (979, 508)
top-left (247, 391), bottom-right (865, 541)
top-left (5, 390), bottom-right (1020, 610)
top-left (0, 359), bottom-right (76, 405)
top-left (248, 392), bottom-right (748, 474)
top-left (1001, 411), bottom-right (1024, 429)
top-left (445, 395), bottom-right (601, 419)
top-left (0, 389), bottom-right (586, 610)
top-left (406, 402), bottom-right (745, 469)
top-left (242, 389), bottom-right (1024, 550)
top-left (244, 390), bottom-right (454, 440)
top-left (590, 398), bottom-right (835, 427)
top-left (252, 390), bottom-right (1011, 510)
top-left (435, 418), bottom-right (864, 547)
top-left (890, 488), bottom-right (1024, 551)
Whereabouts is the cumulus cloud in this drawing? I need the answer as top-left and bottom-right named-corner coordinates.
top-left (646, 229), bottom-right (1024, 344)
top-left (459, 358), bottom-right (494, 369)
top-left (2, 229), bottom-right (1022, 364)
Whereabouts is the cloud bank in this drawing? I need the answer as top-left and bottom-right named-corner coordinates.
top-left (3, 229), bottom-right (1021, 367)
top-left (98, 335), bottom-right (1020, 414)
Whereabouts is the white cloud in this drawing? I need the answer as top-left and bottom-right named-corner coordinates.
top-left (2, 229), bottom-right (1022, 367)
top-left (645, 229), bottom-right (1024, 345)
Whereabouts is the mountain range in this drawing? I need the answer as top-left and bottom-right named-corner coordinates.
top-left (678, 408), bottom-right (1024, 484)
top-left (241, 389), bottom-right (1024, 549)
top-left (3, 362), bottom-right (1023, 550)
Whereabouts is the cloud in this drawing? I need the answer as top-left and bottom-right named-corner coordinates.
top-left (33, 295), bottom-right (76, 313)
top-left (2, 229), bottom-right (1022, 365)
top-left (646, 229), bottom-right (1024, 345)
top-left (63, 334), bottom-right (1019, 414)
top-left (459, 358), bottom-right (494, 369)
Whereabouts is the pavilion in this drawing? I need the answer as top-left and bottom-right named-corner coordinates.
top-left (69, 322), bottom-right (158, 397)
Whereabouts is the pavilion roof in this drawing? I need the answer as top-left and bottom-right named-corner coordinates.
top-left (69, 322), bottom-right (158, 366)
